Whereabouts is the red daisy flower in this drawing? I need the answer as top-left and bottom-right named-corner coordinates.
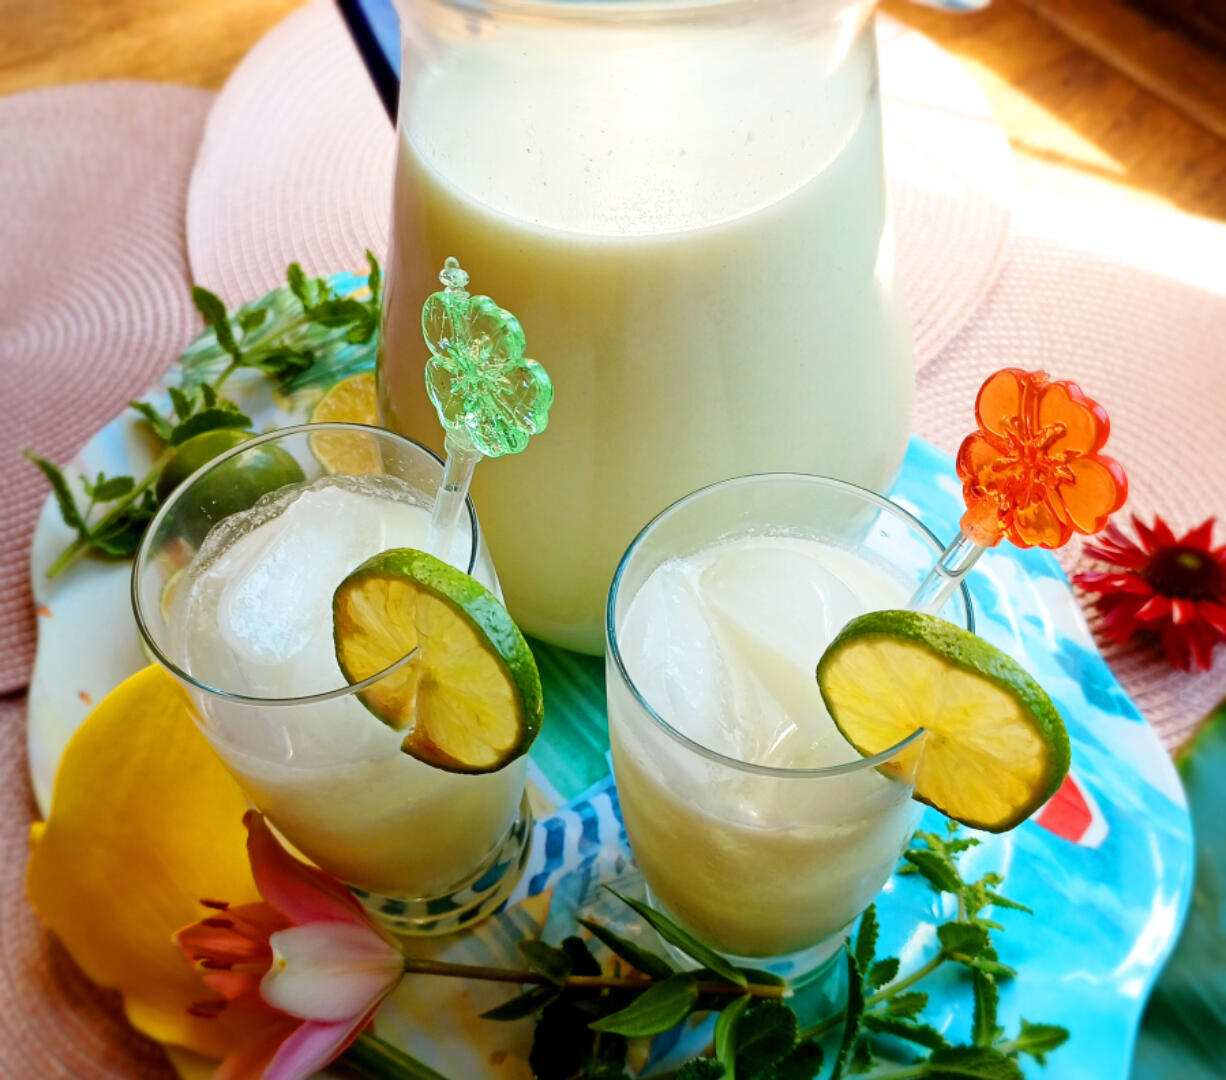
top-left (1074, 515), bottom-right (1226, 672)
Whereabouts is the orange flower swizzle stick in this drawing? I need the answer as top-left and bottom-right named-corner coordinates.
top-left (910, 368), bottom-right (1128, 614)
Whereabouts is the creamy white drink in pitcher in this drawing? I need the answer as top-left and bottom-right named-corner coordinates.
top-left (381, 2), bottom-right (913, 653)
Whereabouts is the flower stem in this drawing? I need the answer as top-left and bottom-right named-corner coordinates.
top-left (340, 1032), bottom-right (453, 1080)
top-left (401, 956), bottom-right (787, 999)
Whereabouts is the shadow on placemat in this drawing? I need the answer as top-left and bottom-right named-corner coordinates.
top-left (1132, 705), bottom-right (1226, 1078)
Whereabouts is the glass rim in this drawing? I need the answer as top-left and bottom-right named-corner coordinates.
top-left (605, 472), bottom-right (974, 779)
top-left (131, 422), bottom-right (480, 708)
top-left (418, 0), bottom-right (829, 25)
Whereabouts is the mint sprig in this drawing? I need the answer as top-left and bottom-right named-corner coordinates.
top-left (26, 256), bottom-right (382, 579)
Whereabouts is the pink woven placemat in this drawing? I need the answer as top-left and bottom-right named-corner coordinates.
top-left (185, 1), bottom-right (1014, 369)
top-left (916, 196), bottom-right (1226, 747)
top-left (0, 82), bottom-right (214, 695)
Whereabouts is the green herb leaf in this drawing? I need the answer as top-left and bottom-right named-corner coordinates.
top-left (862, 1013), bottom-right (948, 1050)
top-left (366, 249), bottom-right (382, 303)
top-left (925, 1045), bottom-right (1024, 1080)
top-left (517, 939), bottom-right (573, 985)
top-left (971, 971), bottom-right (1000, 1046)
top-left (24, 453), bottom-right (85, 534)
top-left (128, 401), bottom-right (174, 443)
top-left (676, 1061), bottom-right (726, 1080)
top-left (589, 973), bottom-right (698, 1036)
top-left (854, 906), bottom-right (878, 973)
top-left (576, 917), bottom-right (674, 980)
top-left (248, 345), bottom-right (316, 377)
top-left (239, 308), bottom-right (268, 334)
top-left (192, 286), bottom-right (240, 361)
top-left (1009, 1019), bottom-right (1069, 1064)
top-left (983, 891), bottom-right (1033, 915)
top-left (168, 408), bottom-right (252, 446)
top-left (201, 383), bottom-right (218, 408)
top-left (714, 994), bottom-right (752, 1076)
top-left (286, 263), bottom-right (310, 306)
top-left (960, 955), bottom-right (1016, 980)
top-left (885, 991), bottom-right (927, 1019)
top-left (604, 888), bottom-right (746, 987)
top-left (847, 1037), bottom-right (873, 1075)
top-left (481, 985), bottom-right (560, 1021)
top-left (938, 922), bottom-right (991, 959)
top-left (766, 1040), bottom-right (824, 1080)
top-left (904, 849), bottom-right (964, 894)
top-left (867, 957), bottom-right (900, 990)
top-left (831, 950), bottom-right (864, 1080)
top-left (168, 386), bottom-right (194, 421)
top-left (90, 475), bottom-right (135, 502)
top-left (735, 1001), bottom-right (798, 1080)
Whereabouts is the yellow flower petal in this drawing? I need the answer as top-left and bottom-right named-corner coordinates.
top-left (26, 666), bottom-right (265, 1059)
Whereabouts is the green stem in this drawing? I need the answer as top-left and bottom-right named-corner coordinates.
top-left (864, 1064), bottom-right (930, 1080)
top-left (798, 952), bottom-right (950, 1041)
top-left (401, 956), bottom-right (786, 999)
top-left (45, 451), bottom-right (171, 579)
top-left (212, 357), bottom-right (242, 392)
top-left (339, 1031), bottom-right (453, 1080)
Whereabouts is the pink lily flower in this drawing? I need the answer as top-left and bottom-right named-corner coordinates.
top-left (174, 812), bottom-right (404, 1080)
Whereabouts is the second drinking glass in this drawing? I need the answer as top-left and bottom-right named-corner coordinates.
top-left (606, 475), bottom-right (973, 978)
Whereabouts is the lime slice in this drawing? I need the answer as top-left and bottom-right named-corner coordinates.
top-left (816, 610), bottom-right (1069, 832)
top-left (333, 548), bottom-right (543, 773)
top-left (309, 372), bottom-right (382, 475)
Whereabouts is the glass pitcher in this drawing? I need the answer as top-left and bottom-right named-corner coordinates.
top-left (379, 0), bottom-right (913, 654)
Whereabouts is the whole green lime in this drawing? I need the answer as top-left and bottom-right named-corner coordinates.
top-left (158, 428), bottom-right (306, 544)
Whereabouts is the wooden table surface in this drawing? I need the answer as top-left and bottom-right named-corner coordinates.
top-left (2, 0), bottom-right (1225, 224)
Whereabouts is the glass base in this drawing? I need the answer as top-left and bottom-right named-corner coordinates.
top-left (349, 793), bottom-right (533, 936)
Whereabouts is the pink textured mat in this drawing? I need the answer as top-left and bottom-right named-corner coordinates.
top-left (186, 1), bottom-right (1014, 369)
top-left (0, 82), bottom-right (214, 695)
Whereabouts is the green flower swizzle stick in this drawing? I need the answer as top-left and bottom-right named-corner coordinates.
top-left (420, 258), bottom-right (553, 555)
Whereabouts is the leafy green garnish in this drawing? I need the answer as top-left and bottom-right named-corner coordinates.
top-left (27, 256), bottom-right (382, 578)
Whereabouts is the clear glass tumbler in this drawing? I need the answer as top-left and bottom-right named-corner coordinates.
top-left (605, 475), bottom-right (972, 978)
top-left (132, 423), bottom-right (532, 935)
top-left (381, 0), bottom-right (913, 654)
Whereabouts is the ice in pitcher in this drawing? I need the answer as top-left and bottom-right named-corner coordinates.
top-left (609, 534), bottom-right (922, 960)
top-left (168, 475), bottom-right (526, 897)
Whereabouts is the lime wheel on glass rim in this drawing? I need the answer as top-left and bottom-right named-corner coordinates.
top-left (817, 610), bottom-right (1070, 833)
top-left (333, 547), bottom-right (543, 773)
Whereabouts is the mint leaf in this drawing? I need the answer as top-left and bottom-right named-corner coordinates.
top-left (481, 985), bottom-right (560, 1021)
top-left (201, 383), bottom-right (218, 408)
top-left (517, 939), bottom-right (573, 985)
top-left (848, 1038), bottom-right (873, 1075)
top-left (904, 849), bottom-right (963, 894)
top-left (971, 971), bottom-right (1000, 1046)
top-left (128, 401), bottom-right (174, 443)
top-left (831, 950), bottom-right (864, 1080)
top-left (938, 922), bottom-right (990, 959)
top-left (168, 408), bottom-right (252, 446)
top-left (862, 1013), bottom-right (948, 1050)
top-left (192, 285), bottom-right (240, 361)
top-left (886, 991), bottom-right (927, 1019)
top-left (714, 994), bottom-right (751, 1075)
top-left (605, 888), bottom-right (746, 987)
top-left (90, 494), bottom-right (156, 557)
top-left (867, 957), bottom-right (899, 990)
top-left (589, 973), bottom-right (697, 1036)
top-left (734, 1001), bottom-right (797, 1080)
top-left (287, 262), bottom-right (310, 306)
top-left (676, 1062), bottom-right (726, 1080)
top-left (766, 1040), bottom-right (823, 1080)
top-left (961, 955), bottom-right (1016, 980)
top-left (577, 918), bottom-right (673, 980)
top-left (248, 345), bottom-right (314, 378)
top-left (239, 308), bottom-right (268, 334)
top-left (24, 453), bottom-right (85, 534)
top-left (984, 891), bottom-right (1033, 915)
top-left (1010, 1019), bottom-right (1069, 1065)
top-left (925, 1046), bottom-right (1023, 1080)
top-left (168, 386), bottom-right (194, 421)
top-left (366, 249), bottom-right (382, 304)
top-left (854, 905), bottom-right (878, 973)
top-left (90, 475), bottom-right (134, 502)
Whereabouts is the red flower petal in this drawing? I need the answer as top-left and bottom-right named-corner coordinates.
top-left (1135, 595), bottom-right (1173, 622)
top-left (1179, 519), bottom-right (1217, 551)
top-left (1134, 514), bottom-right (1177, 551)
top-left (1200, 602), bottom-right (1226, 636)
top-left (1170, 598), bottom-right (1197, 625)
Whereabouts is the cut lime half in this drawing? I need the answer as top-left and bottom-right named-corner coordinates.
top-left (817, 610), bottom-right (1069, 832)
top-left (333, 548), bottom-right (542, 773)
